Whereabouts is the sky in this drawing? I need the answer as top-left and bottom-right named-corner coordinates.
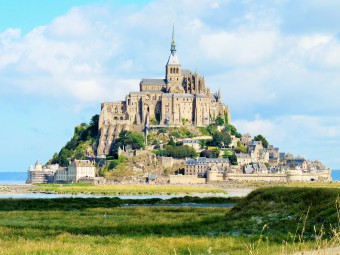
top-left (1, 0), bottom-right (340, 171)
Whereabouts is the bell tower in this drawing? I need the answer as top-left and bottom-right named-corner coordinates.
top-left (166, 26), bottom-right (182, 89)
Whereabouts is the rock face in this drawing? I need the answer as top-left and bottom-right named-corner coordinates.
top-left (105, 151), bottom-right (183, 182)
top-left (97, 29), bottom-right (230, 156)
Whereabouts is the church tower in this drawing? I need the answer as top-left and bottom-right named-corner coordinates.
top-left (166, 26), bottom-right (183, 92)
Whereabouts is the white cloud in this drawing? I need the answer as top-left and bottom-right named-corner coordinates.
top-left (298, 34), bottom-right (332, 50)
top-left (200, 30), bottom-right (278, 66)
top-left (1, 0), bottom-right (340, 168)
top-left (234, 115), bottom-right (340, 168)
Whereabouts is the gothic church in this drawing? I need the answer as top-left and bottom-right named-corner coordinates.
top-left (97, 28), bottom-right (230, 155)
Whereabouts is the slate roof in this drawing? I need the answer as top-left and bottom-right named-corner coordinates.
top-left (182, 139), bottom-right (200, 144)
top-left (181, 69), bottom-right (191, 74)
top-left (141, 79), bottom-right (167, 85)
top-left (167, 52), bottom-right (180, 65)
top-left (186, 157), bottom-right (229, 165)
top-left (148, 174), bottom-right (157, 180)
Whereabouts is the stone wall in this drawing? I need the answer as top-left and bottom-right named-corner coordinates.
top-left (224, 173), bottom-right (287, 182)
top-left (169, 174), bottom-right (206, 184)
top-left (287, 170), bottom-right (331, 182)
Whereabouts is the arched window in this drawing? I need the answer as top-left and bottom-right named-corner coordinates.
top-left (170, 68), bottom-right (173, 73)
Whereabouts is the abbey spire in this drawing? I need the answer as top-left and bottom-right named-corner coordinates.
top-left (166, 25), bottom-right (180, 66)
top-left (166, 25), bottom-right (181, 87)
top-left (170, 25), bottom-right (176, 54)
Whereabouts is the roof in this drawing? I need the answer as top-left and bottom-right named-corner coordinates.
top-left (71, 160), bottom-right (94, 167)
top-left (182, 139), bottom-right (200, 144)
top-left (236, 153), bottom-right (250, 159)
top-left (181, 69), bottom-right (191, 74)
top-left (141, 79), bottom-right (167, 85)
top-left (186, 157), bottom-right (229, 165)
top-left (163, 93), bottom-right (195, 98)
top-left (129, 91), bottom-right (163, 95)
top-left (148, 174), bottom-right (157, 180)
top-left (244, 165), bottom-right (254, 174)
top-left (167, 52), bottom-right (180, 65)
top-left (248, 141), bottom-right (261, 146)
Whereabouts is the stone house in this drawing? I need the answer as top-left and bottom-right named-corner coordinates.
top-left (182, 139), bottom-right (201, 151)
top-left (55, 167), bottom-right (68, 183)
top-left (241, 133), bottom-right (252, 146)
top-left (67, 160), bottom-right (96, 183)
top-left (236, 153), bottom-right (252, 166)
top-left (185, 157), bottom-right (229, 176)
top-left (229, 135), bottom-right (241, 149)
top-left (267, 145), bottom-right (280, 166)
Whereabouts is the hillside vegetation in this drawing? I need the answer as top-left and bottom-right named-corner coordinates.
top-left (48, 115), bottom-right (99, 166)
top-left (47, 113), bottom-right (269, 180)
top-left (225, 187), bottom-right (340, 241)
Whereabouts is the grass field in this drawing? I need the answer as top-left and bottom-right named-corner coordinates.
top-left (1, 187), bottom-right (339, 254)
top-left (33, 183), bottom-right (227, 195)
top-left (0, 201), bottom-right (301, 255)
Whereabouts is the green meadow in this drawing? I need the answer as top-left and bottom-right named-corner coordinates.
top-left (0, 187), bottom-right (339, 254)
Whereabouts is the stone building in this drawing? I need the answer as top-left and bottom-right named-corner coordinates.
top-left (97, 28), bottom-right (230, 155)
top-left (185, 157), bottom-right (229, 177)
top-left (236, 153), bottom-right (252, 165)
top-left (54, 167), bottom-right (68, 183)
top-left (27, 161), bottom-right (58, 184)
top-left (67, 160), bottom-right (96, 183)
top-left (182, 139), bottom-right (201, 151)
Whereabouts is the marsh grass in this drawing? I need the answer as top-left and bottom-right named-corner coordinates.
top-left (0, 196), bottom-right (239, 211)
top-left (232, 188), bottom-right (340, 254)
top-left (1, 187), bottom-right (340, 254)
top-left (33, 183), bottom-right (227, 195)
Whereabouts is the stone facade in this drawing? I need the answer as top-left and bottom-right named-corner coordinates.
top-left (27, 161), bottom-right (58, 184)
top-left (67, 160), bottom-right (96, 183)
top-left (97, 28), bottom-right (230, 155)
top-left (185, 157), bottom-right (230, 177)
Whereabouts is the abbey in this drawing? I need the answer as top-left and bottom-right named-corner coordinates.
top-left (97, 28), bottom-right (230, 155)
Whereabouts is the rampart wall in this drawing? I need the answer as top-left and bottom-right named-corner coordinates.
top-left (169, 175), bottom-right (206, 184)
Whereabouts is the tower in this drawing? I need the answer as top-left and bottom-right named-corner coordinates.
top-left (166, 26), bottom-right (182, 91)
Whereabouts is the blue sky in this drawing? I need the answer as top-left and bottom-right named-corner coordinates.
top-left (1, 0), bottom-right (340, 171)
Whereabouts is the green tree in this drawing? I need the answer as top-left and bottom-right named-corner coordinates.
top-left (215, 116), bottom-right (225, 126)
top-left (89, 114), bottom-right (99, 138)
top-left (168, 137), bottom-right (176, 147)
top-left (65, 137), bottom-right (78, 150)
top-left (254, 134), bottom-right (269, 148)
top-left (224, 125), bottom-right (241, 138)
top-left (163, 145), bottom-right (196, 158)
top-left (211, 131), bottom-right (231, 148)
top-left (224, 110), bottom-right (229, 125)
top-left (200, 149), bottom-right (213, 158)
top-left (226, 154), bottom-right (238, 165)
top-left (221, 131), bottom-right (232, 147)
top-left (128, 131), bottom-right (145, 149)
top-left (211, 132), bottom-right (223, 147)
top-left (119, 130), bottom-right (131, 149)
top-left (199, 139), bottom-right (208, 149)
top-left (212, 148), bottom-right (220, 158)
top-left (58, 148), bottom-right (71, 166)
top-left (206, 124), bottom-right (217, 135)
